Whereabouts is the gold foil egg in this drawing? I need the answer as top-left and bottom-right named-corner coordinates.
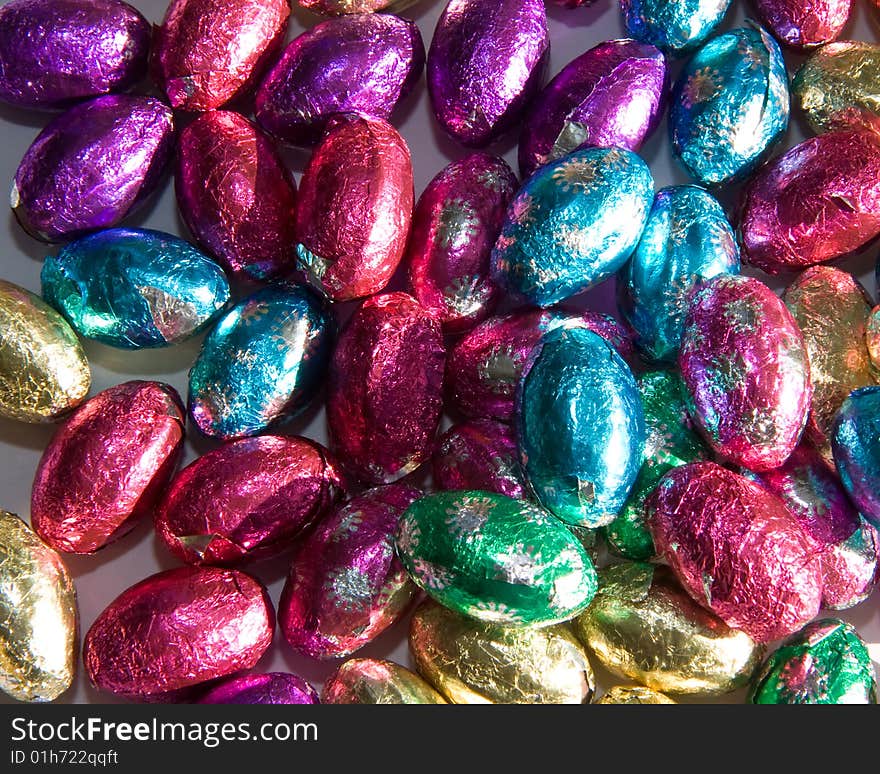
top-left (596, 686), bottom-right (676, 704)
top-left (409, 599), bottom-right (594, 704)
top-left (574, 563), bottom-right (763, 696)
top-left (0, 279), bottom-right (90, 422)
top-left (0, 509), bottom-right (78, 702)
top-left (322, 658), bottom-right (447, 704)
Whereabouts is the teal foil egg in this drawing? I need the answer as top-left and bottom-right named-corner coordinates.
top-left (670, 26), bottom-right (789, 186)
top-left (621, 0), bottom-right (732, 55)
top-left (618, 185), bottom-right (740, 363)
top-left (490, 147), bottom-right (653, 308)
top-left (516, 324), bottom-right (645, 528)
top-left (41, 228), bottom-right (230, 349)
top-left (832, 386), bottom-right (880, 527)
top-left (188, 283), bottom-right (334, 440)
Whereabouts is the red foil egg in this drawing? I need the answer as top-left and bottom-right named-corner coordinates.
top-left (279, 484), bottom-right (420, 659)
top-left (31, 381), bottom-right (185, 555)
top-left (295, 114), bottom-right (414, 302)
top-left (648, 461), bottom-right (823, 643)
top-left (155, 435), bottom-right (343, 566)
top-left (176, 110), bottom-right (297, 281)
top-left (327, 292), bottom-right (445, 484)
top-left (407, 153), bottom-right (517, 334)
top-left (153, 0), bottom-right (289, 111)
top-left (753, 0), bottom-right (850, 50)
top-left (84, 566), bottom-right (274, 699)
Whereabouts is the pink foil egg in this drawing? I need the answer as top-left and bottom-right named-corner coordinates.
top-left (753, 0), bottom-right (850, 50)
top-left (155, 435), bottom-right (344, 566)
top-left (196, 672), bottom-right (319, 704)
top-left (648, 461), bottom-right (823, 643)
top-left (327, 292), bottom-right (445, 484)
top-left (84, 566), bottom-right (274, 700)
top-left (31, 381), bottom-right (185, 555)
top-left (279, 484), bottom-right (420, 659)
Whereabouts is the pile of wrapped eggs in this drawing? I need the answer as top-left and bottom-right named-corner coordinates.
top-left (3, 0), bottom-right (880, 706)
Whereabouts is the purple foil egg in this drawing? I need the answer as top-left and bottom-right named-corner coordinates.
top-left (754, 0), bottom-right (850, 50)
top-left (428, 0), bottom-right (550, 147)
top-left (11, 95), bottom-right (174, 243)
top-left (279, 484), bottom-right (421, 659)
top-left (518, 39), bottom-right (667, 178)
top-left (0, 0), bottom-right (151, 110)
top-left (197, 673), bottom-right (319, 705)
top-left (255, 14), bottom-right (425, 147)
top-left (433, 419), bottom-right (526, 498)
top-left (407, 153), bottom-right (518, 333)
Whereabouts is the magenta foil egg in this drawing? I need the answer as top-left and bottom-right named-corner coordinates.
top-left (176, 110), bottom-right (298, 282)
top-left (327, 292), bottom-right (445, 484)
top-left (433, 419), bottom-right (526, 498)
top-left (648, 461), bottom-right (823, 643)
top-left (407, 153), bottom-right (518, 333)
top-left (155, 435), bottom-right (344, 566)
top-left (153, 0), bottom-right (289, 112)
top-left (428, 0), bottom-right (550, 147)
top-left (518, 39), bottom-right (667, 178)
top-left (279, 484), bottom-right (421, 659)
top-left (753, 0), bottom-right (850, 50)
top-left (11, 94), bottom-right (174, 243)
top-left (197, 673), bottom-right (319, 705)
top-left (84, 566), bottom-right (274, 700)
top-left (31, 381), bottom-right (185, 555)
top-left (254, 14), bottom-right (425, 147)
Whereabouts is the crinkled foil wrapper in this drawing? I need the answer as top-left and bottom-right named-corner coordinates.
top-left (0, 510), bottom-right (77, 702)
top-left (84, 566), bottom-right (274, 699)
top-left (322, 658), bottom-right (446, 704)
top-left (197, 672), bottom-right (319, 705)
top-left (754, 0), bottom-right (849, 50)
top-left (298, 0), bottom-right (423, 14)
top-left (620, 0), bottom-right (730, 55)
top-left (409, 599), bottom-right (595, 704)
top-left (595, 686), bottom-right (675, 704)
top-left (867, 305), bottom-right (880, 371)
top-left (648, 462), bottom-right (823, 643)
top-left (831, 386), bottom-right (880, 526)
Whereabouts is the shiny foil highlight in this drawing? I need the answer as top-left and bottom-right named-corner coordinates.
top-left (322, 659), bottom-right (447, 704)
top-left (197, 673), bottom-right (319, 705)
top-left (596, 686), bottom-right (675, 703)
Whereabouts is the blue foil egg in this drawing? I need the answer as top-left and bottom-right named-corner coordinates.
top-left (516, 323), bottom-right (646, 528)
top-left (670, 26), bottom-right (789, 186)
top-left (617, 185), bottom-right (740, 363)
top-left (188, 284), bottom-right (334, 440)
top-left (832, 387), bottom-right (880, 527)
top-left (490, 147), bottom-right (654, 308)
top-left (621, 0), bottom-right (732, 55)
top-left (41, 228), bottom-right (230, 349)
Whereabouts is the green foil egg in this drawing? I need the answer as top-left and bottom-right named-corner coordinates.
top-left (395, 490), bottom-right (597, 627)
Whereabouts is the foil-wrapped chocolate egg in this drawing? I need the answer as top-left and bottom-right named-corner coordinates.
top-left (446, 309), bottom-right (632, 421)
top-left (620, 0), bottom-right (731, 55)
top-left (0, 510), bottom-right (77, 703)
top-left (492, 147), bottom-right (654, 307)
top-left (410, 599), bottom-right (594, 704)
top-left (750, 619), bottom-right (877, 704)
top-left (41, 228), bottom-right (230, 349)
top-left (153, 0), bottom-right (289, 112)
top-left (255, 14), bottom-right (424, 146)
top-left (11, 95), bottom-right (174, 243)
top-left (0, 0), bottom-right (150, 109)
top-left (327, 292), bottom-right (444, 484)
top-left (278, 484), bottom-right (419, 659)
top-left (518, 39), bottom-right (667, 178)
top-left (176, 111), bottom-right (298, 282)
top-left (298, 1), bottom-right (422, 13)
top-left (32, 381), bottom-right (185, 555)
top-left (739, 129), bottom-right (880, 274)
top-left (84, 566), bottom-right (274, 700)
top-left (188, 283), bottom-right (334, 440)
top-left (407, 153), bottom-right (517, 333)
top-left (155, 436), bottom-right (342, 566)
top-left (295, 114), bottom-right (414, 302)
top-left (428, 0), bottom-right (549, 147)
top-left (396, 490), bottom-right (597, 626)
top-left (782, 266), bottom-right (875, 456)
top-left (197, 673), bottom-right (319, 705)
top-left (0, 279), bottom-right (90, 423)
top-left (793, 42), bottom-right (880, 136)
top-left (753, 0), bottom-right (849, 50)
top-left (648, 462), bottom-right (823, 643)
top-left (323, 658), bottom-right (447, 704)
top-left (596, 686), bottom-right (675, 704)
top-left (754, 443), bottom-right (878, 610)
top-left (618, 185), bottom-right (740, 363)
top-left (670, 26), bottom-right (788, 186)
top-left (517, 325), bottom-right (645, 527)
top-left (575, 563), bottom-right (762, 696)
top-left (831, 386), bottom-right (880, 526)
top-left (679, 274), bottom-right (811, 471)
top-left (868, 305), bottom-right (880, 370)
top-left (433, 419), bottom-right (526, 499)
